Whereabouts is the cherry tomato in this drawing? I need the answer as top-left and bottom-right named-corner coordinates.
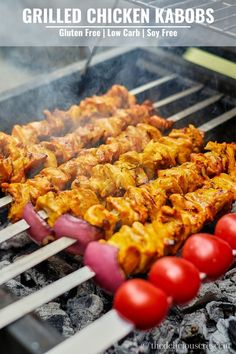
top-left (148, 257), bottom-right (201, 304)
top-left (215, 213), bottom-right (236, 249)
top-left (182, 233), bottom-right (233, 278)
top-left (113, 279), bottom-right (169, 330)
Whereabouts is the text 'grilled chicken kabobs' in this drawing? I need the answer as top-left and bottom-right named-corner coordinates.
top-left (0, 85), bottom-right (153, 184)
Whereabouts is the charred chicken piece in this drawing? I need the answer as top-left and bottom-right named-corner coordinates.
top-left (11, 85), bottom-right (136, 144)
top-left (0, 103), bottom-right (158, 184)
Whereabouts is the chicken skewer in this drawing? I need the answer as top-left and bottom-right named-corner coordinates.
top-left (0, 105), bottom-right (233, 245)
top-left (13, 124), bottom-right (203, 232)
top-left (74, 142), bottom-right (236, 238)
top-left (0, 125), bottom-right (204, 288)
top-left (0, 113), bottom-right (232, 288)
top-left (1, 82), bottom-right (204, 185)
top-left (11, 85), bottom-right (135, 144)
top-left (0, 85), bottom-right (136, 181)
top-left (0, 102), bottom-right (155, 184)
top-left (87, 174), bottom-right (235, 287)
top-left (32, 142), bottom-right (235, 255)
top-left (3, 117), bottom-right (170, 222)
top-left (0, 90), bottom-right (229, 210)
top-left (0, 174), bottom-right (234, 331)
top-left (0, 105), bottom-right (234, 348)
top-left (0, 85), bottom-right (136, 183)
top-left (33, 125), bottom-right (202, 226)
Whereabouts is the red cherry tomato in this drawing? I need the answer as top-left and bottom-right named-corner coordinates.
top-left (182, 233), bottom-right (233, 278)
top-left (215, 213), bottom-right (236, 249)
top-left (148, 257), bottom-right (201, 304)
top-left (113, 279), bottom-right (169, 330)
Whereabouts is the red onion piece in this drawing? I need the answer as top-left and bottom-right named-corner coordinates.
top-left (84, 242), bottom-right (126, 294)
top-left (53, 214), bottom-right (103, 255)
top-left (23, 203), bottom-right (54, 245)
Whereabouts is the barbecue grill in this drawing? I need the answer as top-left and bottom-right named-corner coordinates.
top-left (128, 0), bottom-right (236, 45)
top-left (0, 46), bottom-right (235, 354)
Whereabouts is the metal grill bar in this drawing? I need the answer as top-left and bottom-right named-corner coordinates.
top-left (0, 266), bottom-right (95, 330)
top-left (129, 0), bottom-right (236, 38)
top-left (46, 310), bottom-right (134, 354)
top-left (199, 107), bottom-right (236, 132)
top-left (0, 195), bottom-right (12, 208)
top-left (0, 210), bottom-right (46, 244)
top-left (153, 84), bottom-right (203, 108)
top-left (0, 237), bottom-right (76, 286)
top-left (130, 74), bottom-right (177, 95)
top-left (168, 94), bottom-right (223, 122)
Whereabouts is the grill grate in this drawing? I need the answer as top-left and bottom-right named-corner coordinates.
top-left (128, 0), bottom-right (236, 38)
top-left (0, 47), bottom-right (235, 354)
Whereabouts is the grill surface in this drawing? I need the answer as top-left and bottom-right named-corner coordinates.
top-left (0, 47), bottom-right (235, 354)
top-left (128, 0), bottom-right (236, 40)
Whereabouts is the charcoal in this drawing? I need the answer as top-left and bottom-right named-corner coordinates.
top-left (180, 282), bottom-right (223, 312)
top-left (1, 219), bottom-right (236, 354)
top-left (228, 318), bottom-right (236, 350)
top-left (206, 301), bottom-right (236, 322)
top-left (0, 232), bottom-right (31, 250)
top-left (36, 302), bottom-right (74, 338)
top-left (179, 310), bottom-right (208, 342)
top-left (217, 268), bottom-right (236, 304)
top-left (207, 317), bottom-right (235, 354)
top-left (4, 279), bottom-right (32, 298)
top-left (110, 338), bottom-right (150, 354)
top-left (67, 293), bottom-right (104, 330)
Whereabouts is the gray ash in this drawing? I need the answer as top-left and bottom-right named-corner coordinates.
top-left (0, 215), bottom-right (236, 353)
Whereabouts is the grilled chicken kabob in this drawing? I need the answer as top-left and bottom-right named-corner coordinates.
top-left (11, 85), bottom-right (135, 144)
top-left (84, 173), bottom-right (236, 293)
top-left (34, 141), bottom-right (235, 246)
top-left (79, 142), bottom-right (236, 237)
top-left (0, 89), bottom-right (145, 184)
top-left (0, 103), bottom-right (154, 184)
top-left (21, 125), bottom-right (203, 242)
top-left (4, 118), bottom-right (171, 222)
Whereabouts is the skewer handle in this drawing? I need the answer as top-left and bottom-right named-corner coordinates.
top-left (46, 310), bottom-right (134, 354)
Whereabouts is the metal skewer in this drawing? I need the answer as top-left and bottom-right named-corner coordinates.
top-left (153, 84), bottom-right (203, 109)
top-left (130, 74), bottom-right (177, 95)
top-left (199, 107), bottom-right (236, 132)
top-left (45, 310), bottom-right (134, 354)
top-left (0, 237), bottom-right (76, 286)
top-left (168, 94), bottom-right (223, 122)
top-left (0, 265), bottom-right (95, 330)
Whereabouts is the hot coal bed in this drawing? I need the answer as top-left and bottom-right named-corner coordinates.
top-left (0, 47), bottom-right (236, 354)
